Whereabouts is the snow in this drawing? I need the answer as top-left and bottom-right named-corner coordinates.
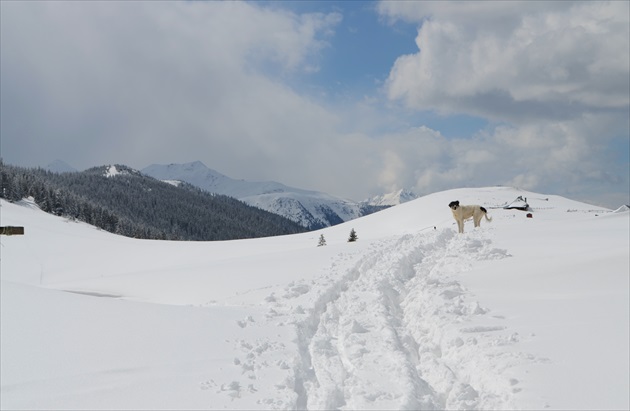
top-left (1, 186), bottom-right (628, 410)
top-left (364, 188), bottom-right (419, 206)
top-left (240, 191), bottom-right (361, 228)
top-left (614, 204), bottom-right (630, 213)
top-left (163, 179), bottom-right (183, 187)
top-left (104, 165), bottom-right (122, 178)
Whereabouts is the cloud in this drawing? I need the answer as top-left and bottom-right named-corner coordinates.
top-left (381, 1), bottom-right (629, 123)
top-left (394, 116), bottom-right (627, 207)
top-left (0, 1), bottom-right (342, 179)
top-left (376, 0), bottom-right (629, 207)
top-left (1, 1), bottom-right (627, 209)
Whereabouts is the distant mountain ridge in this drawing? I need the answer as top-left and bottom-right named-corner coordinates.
top-left (143, 161), bottom-right (394, 230)
top-left (142, 161), bottom-right (300, 198)
top-left (0, 162), bottom-right (306, 241)
top-left (45, 159), bottom-right (77, 173)
top-left (364, 188), bottom-right (419, 207)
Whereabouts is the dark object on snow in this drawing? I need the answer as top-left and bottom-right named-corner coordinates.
top-left (526, 213), bottom-right (533, 218)
top-left (503, 196), bottom-right (530, 211)
top-left (0, 226), bottom-right (24, 236)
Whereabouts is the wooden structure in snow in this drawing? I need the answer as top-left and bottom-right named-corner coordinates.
top-left (0, 226), bottom-right (24, 236)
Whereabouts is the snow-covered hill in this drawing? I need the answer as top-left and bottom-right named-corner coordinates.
top-left (142, 161), bottom-right (365, 229)
top-left (1, 187), bottom-right (628, 410)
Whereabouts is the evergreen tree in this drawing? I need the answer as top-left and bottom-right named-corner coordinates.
top-left (348, 228), bottom-right (358, 242)
top-left (317, 234), bottom-right (327, 247)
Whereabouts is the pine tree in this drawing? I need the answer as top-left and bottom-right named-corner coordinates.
top-left (317, 234), bottom-right (327, 247)
top-left (348, 228), bottom-right (358, 242)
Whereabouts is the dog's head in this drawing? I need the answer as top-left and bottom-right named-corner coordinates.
top-left (448, 200), bottom-right (460, 210)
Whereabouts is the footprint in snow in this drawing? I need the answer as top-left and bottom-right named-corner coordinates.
top-left (282, 282), bottom-right (311, 298)
top-left (237, 315), bottom-right (255, 328)
top-left (460, 325), bottom-right (507, 333)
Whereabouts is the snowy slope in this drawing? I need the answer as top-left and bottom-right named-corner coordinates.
top-left (1, 187), bottom-right (628, 410)
top-left (142, 161), bottom-right (361, 229)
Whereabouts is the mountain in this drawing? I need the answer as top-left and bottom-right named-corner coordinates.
top-left (143, 161), bottom-right (288, 198)
top-left (1, 187), bottom-right (627, 410)
top-left (45, 159), bottom-right (77, 173)
top-left (0, 162), bottom-right (306, 240)
top-left (142, 161), bottom-right (385, 230)
top-left (363, 188), bottom-right (419, 206)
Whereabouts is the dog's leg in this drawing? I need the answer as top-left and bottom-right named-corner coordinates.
top-left (458, 218), bottom-right (464, 233)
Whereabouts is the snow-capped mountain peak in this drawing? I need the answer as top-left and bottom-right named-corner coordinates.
top-left (102, 165), bottom-right (141, 178)
top-left (364, 188), bottom-right (419, 206)
top-left (143, 162), bottom-right (286, 198)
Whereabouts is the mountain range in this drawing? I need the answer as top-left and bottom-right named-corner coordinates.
top-left (1, 162), bottom-right (306, 241)
top-left (142, 161), bottom-right (416, 230)
top-left (43, 159), bottom-right (419, 230)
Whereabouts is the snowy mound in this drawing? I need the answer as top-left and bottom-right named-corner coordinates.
top-left (613, 204), bottom-right (630, 213)
top-left (1, 186), bottom-right (628, 410)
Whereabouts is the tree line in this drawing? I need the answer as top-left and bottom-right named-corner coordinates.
top-left (0, 161), bottom-right (307, 241)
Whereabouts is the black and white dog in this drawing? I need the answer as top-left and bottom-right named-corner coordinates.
top-left (448, 200), bottom-right (492, 233)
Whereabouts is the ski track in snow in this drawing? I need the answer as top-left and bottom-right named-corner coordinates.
top-left (217, 228), bottom-right (549, 410)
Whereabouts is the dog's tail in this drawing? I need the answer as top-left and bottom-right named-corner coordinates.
top-left (480, 206), bottom-right (493, 222)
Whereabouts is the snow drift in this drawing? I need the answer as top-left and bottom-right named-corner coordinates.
top-left (1, 187), bottom-right (628, 410)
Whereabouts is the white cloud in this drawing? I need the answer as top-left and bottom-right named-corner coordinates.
top-left (375, 0), bottom-right (629, 207)
top-left (0, 1), bottom-right (343, 183)
top-left (381, 1), bottom-right (629, 123)
top-left (1, 1), bottom-right (627, 209)
top-left (330, 110), bottom-right (626, 207)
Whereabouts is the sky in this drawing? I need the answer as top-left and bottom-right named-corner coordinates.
top-left (1, 1), bottom-right (628, 208)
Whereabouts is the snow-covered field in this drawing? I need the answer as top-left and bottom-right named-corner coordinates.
top-left (1, 187), bottom-right (628, 410)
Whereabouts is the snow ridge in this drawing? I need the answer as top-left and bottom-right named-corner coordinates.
top-left (225, 227), bottom-right (542, 410)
